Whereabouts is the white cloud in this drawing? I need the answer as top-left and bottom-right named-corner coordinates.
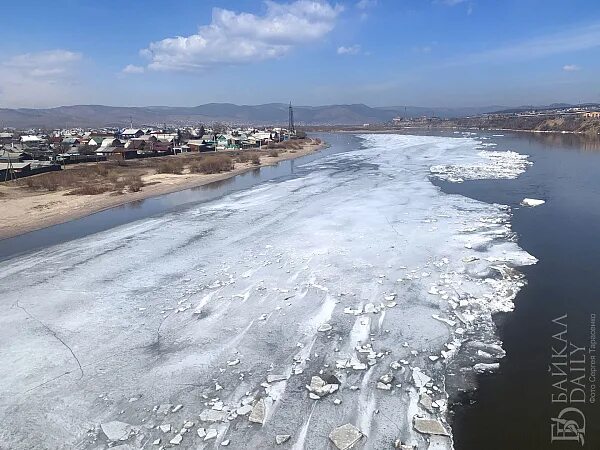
top-left (439, 0), bottom-right (468, 5)
top-left (122, 64), bottom-right (145, 74)
top-left (337, 45), bottom-right (361, 55)
top-left (139, 1), bottom-right (343, 71)
top-left (0, 50), bottom-right (83, 107)
top-left (4, 50), bottom-right (81, 77)
top-left (356, 0), bottom-right (377, 9)
top-left (562, 64), bottom-right (581, 72)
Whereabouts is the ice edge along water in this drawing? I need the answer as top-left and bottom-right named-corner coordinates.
top-left (0, 133), bottom-right (536, 450)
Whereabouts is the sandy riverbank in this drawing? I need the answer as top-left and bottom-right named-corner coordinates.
top-left (0, 141), bottom-right (323, 240)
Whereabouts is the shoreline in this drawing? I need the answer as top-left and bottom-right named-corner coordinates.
top-left (311, 126), bottom-right (600, 137)
top-left (0, 142), bottom-right (324, 241)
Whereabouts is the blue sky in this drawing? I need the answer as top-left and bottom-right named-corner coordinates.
top-left (1, 0), bottom-right (599, 108)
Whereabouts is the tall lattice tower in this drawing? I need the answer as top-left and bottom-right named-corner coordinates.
top-left (288, 102), bottom-right (295, 135)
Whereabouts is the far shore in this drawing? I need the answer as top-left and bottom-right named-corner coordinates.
top-left (304, 125), bottom-right (600, 138)
top-left (0, 141), bottom-right (324, 241)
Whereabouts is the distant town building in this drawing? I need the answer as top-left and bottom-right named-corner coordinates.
top-left (582, 111), bottom-right (600, 119)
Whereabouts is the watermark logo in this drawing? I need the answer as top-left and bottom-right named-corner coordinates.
top-left (549, 313), bottom-right (596, 446)
top-left (551, 408), bottom-right (585, 445)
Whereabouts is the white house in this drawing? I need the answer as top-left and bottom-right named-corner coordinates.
top-left (121, 128), bottom-right (144, 139)
top-left (20, 135), bottom-right (44, 144)
top-left (100, 138), bottom-right (122, 148)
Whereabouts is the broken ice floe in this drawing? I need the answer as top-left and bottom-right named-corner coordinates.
top-left (473, 362), bottom-right (500, 373)
top-left (430, 150), bottom-right (531, 183)
top-left (276, 434), bottom-right (291, 444)
top-left (413, 417), bottom-right (449, 436)
top-left (1, 133), bottom-right (541, 449)
top-left (249, 398), bottom-right (266, 424)
top-left (412, 367), bottom-right (431, 390)
top-left (329, 423), bottom-right (364, 450)
top-left (101, 421), bottom-right (137, 441)
top-left (521, 198), bottom-right (545, 207)
top-left (306, 375), bottom-right (339, 398)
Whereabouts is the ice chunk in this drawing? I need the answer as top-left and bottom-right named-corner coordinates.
top-left (237, 405), bottom-right (253, 416)
top-left (249, 399), bottom-right (266, 424)
top-left (318, 323), bottom-right (333, 332)
top-left (329, 423), bottom-right (364, 450)
top-left (199, 409), bottom-right (228, 423)
top-left (276, 435), bottom-right (291, 444)
top-left (169, 434), bottom-right (183, 445)
top-left (419, 393), bottom-right (433, 412)
top-left (412, 368), bottom-right (431, 389)
top-left (413, 417), bottom-right (449, 436)
top-left (204, 428), bottom-right (218, 441)
top-left (101, 421), bottom-right (134, 441)
top-left (521, 198), bottom-right (545, 207)
top-left (379, 373), bottom-right (394, 384)
top-left (473, 362), bottom-right (500, 373)
top-left (306, 375), bottom-right (339, 397)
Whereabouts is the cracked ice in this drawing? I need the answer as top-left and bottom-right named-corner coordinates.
top-left (0, 134), bottom-right (536, 449)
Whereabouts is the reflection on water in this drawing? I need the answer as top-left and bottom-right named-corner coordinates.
top-left (191, 176), bottom-right (234, 191)
top-left (518, 131), bottom-right (600, 151)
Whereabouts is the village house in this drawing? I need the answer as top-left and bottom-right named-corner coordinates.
top-left (0, 132), bottom-right (14, 144)
top-left (126, 134), bottom-right (158, 150)
top-left (94, 146), bottom-right (137, 160)
top-left (121, 128), bottom-right (144, 140)
top-left (150, 132), bottom-right (178, 144)
top-left (61, 137), bottom-right (80, 148)
top-left (186, 139), bottom-right (215, 152)
top-left (100, 137), bottom-right (123, 148)
top-left (0, 159), bottom-right (60, 180)
top-left (88, 135), bottom-right (113, 147)
top-left (0, 148), bottom-right (30, 162)
top-left (137, 141), bottom-right (173, 157)
top-left (20, 135), bottom-right (45, 146)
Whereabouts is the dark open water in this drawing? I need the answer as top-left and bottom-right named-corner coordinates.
top-left (1, 131), bottom-right (599, 448)
top-left (437, 131), bottom-right (600, 450)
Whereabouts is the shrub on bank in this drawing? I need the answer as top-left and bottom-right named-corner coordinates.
top-left (66, 185), bottom-right (112, 195)
top-left (127, 175), bottom-right (144, 192)
top-left (156, 159), bottom-right (185, 174)
top-left (189, 155), bottom-right (234, 174)
top-left (236, 152), bottom-right (252, 163)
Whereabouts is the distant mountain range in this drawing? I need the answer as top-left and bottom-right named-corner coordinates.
top-left (0, 103), bottom-right (594, 129)
top-left (0, 103), bottom-right (498, 128)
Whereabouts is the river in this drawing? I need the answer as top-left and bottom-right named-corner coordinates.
top-left (1, 131), bottom-right (598, 449)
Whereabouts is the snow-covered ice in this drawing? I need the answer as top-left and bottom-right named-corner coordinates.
top-left (521, 198), bottom-right (545, 207)
top-left (0, 133), bottom-right (536, 449)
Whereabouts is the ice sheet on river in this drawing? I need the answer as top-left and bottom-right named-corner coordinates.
top-left (0, 134), bottom-right (536, 449)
